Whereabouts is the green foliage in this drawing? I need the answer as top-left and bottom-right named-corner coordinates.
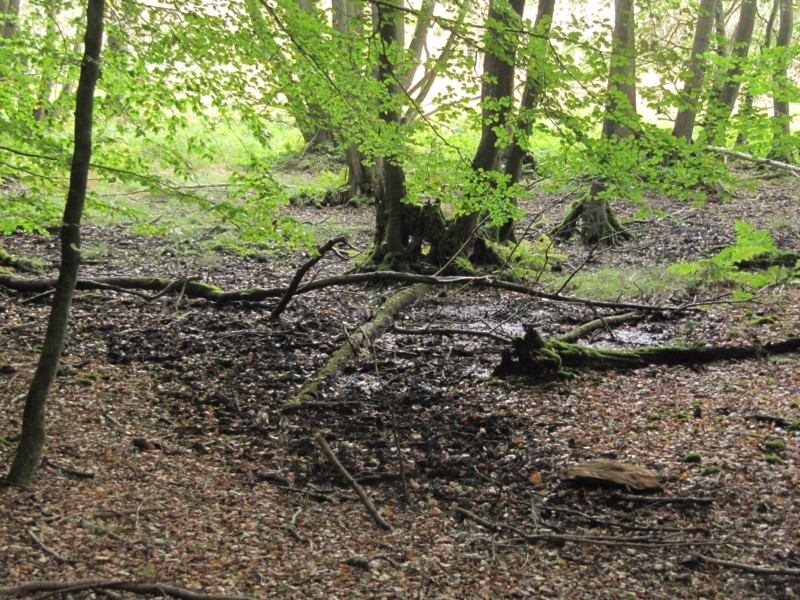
top-left (493, 236), bottom-right (565, 277)
top-left (763, 439), bottom-right (786, 453)
top-left (682, 452), bottom-right (702, 463)
top-left (669, 221), bottom-right (796, 290)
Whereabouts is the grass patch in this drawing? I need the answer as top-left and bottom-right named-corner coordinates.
top-left (558, 266), bottom-right (692, 302)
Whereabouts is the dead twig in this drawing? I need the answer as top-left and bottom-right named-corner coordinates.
top-left (0, 579), bottom-right (251, 599)
top-left (314, 431), bottom-right (392, 531)
top-left (684, 553), bottom-right (800, 577)
top-left (270, 236), bottom-right (349, 319)
top-left (611, 492), bottom-right (714, 505)
top-left (26, 529), bottom-right (68, 563)
top-left (455, 507), bottom-right (727, 548)
top-left (392, 325), bottom-right (512, 344)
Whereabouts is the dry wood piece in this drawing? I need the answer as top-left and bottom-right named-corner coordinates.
top-left (612, 492), bottom-right (713, 505)
top-left (559, 459), bottom-right (663, 491)
top-left (684, 553), bottom-right (800, 577)
top-left (314, 431), bottom-right (392, 531)
top-left (0, 579), bottom-right (251, 599)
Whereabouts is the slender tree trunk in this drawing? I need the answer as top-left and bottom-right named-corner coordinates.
top-left (402, 0), bottom-right (472, 124)
top-left (671, 0), bottom-right (717, 143)
top-left (770, 0), bottom-right (792, 159)
top-left (705, 0), bottom-right (757, 146)
top-left (499, 0), bottom-right (556, 242)
top-left (6, 0), bottom-right (105, 487)
top-left (403, 0), bottom-right (436, 89)
top-left (2, 0), bottom-right (19, 39)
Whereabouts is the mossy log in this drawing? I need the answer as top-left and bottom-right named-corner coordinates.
top-left (282, 284), bottom-right (432, 410)
top-left (495, 325), bottom-right (800, 378)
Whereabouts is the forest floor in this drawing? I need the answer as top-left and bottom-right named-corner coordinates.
top-left (1, 165), bottom-right (800, 599)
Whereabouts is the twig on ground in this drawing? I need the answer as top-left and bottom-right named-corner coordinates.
top-left (611, 492), bottom-right (714, 505)
top-left (392, 325), bottom-right (512, 344)
top-left (455, 507), bottom-right (727, 548)
top-left (314, 431), bottom-right (392, 531)
top-left (684, 553), bottom-right (800, 577)
top-left (26, 528), bottom-right (68, 563)
top-left (0, 579), bottom-right (251, 599)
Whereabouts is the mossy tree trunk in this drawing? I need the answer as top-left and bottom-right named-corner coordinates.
top-left (769, 0), bottom-right (792, 160)
top-left (6, 0), bottom-right (105, 487)
top-left (553, 0), bottom-right (636, 247)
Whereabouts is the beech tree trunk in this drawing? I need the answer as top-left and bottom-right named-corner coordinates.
top-left (705, 0), bottom-right (757, 146)
top-left (6, 0), bottom-right (105, 487)
top-left (433, 0), bottom-right (525, 265)
top-left (2, 0), bottom-right (19, 39)
top-left (671, 0), bottom-right (717, 144)
top-left (770, 0), bottom-right (792, 159)
top-left (499, 0), bottom-right (556, 243)
top-left (553, 0), bottom-right (635, 246)
top-left (372, 0), bottom-right (409, 268)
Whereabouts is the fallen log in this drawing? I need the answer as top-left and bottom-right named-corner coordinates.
top-left (0, 271), bottom-right (692, 313)
top-left (282, 283), bottom-right (432, 409)
top-left (495, 325), bottom-right (800, 378)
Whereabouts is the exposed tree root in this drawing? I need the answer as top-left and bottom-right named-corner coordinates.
top-left (282, 283), bottom-right (431, 409)
top-left (0, 579), bottom-right (250, 599)
top-left (495, 325), bottom-right (800, 379)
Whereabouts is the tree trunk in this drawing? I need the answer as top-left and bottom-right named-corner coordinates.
top-left (402, 1), bottom-right (472, 125)
top-left (705, 0), bottom-right (757, 146)
top-left (372, 0), bottom-right (409, 269)
top-left (499, 0), bottom-right (556, 242)
top-left (2, 0), bottom-right (19, 39)
top-left (770, 0), bottom-right (792, 160)
top-left (6, 0), bottom-right (105, 488)
top-left (433, 0), bottom-right (525, 265)
top-left (671, 0), bottom-right (717, 144)
top-left (553, 0), bottom-right (635, 246)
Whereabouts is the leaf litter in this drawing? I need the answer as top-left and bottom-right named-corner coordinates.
top-left (0, 174), bottom-right (799, 599)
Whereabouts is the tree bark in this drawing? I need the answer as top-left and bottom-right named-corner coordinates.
top-left (6, 0), bottom-right (105, 488)
top-left (671, 0), bottom-right (717, 144)
top-left (705, 0), bottom-right (757, 146)
top-left (2, 0), bottom-right (19, 40)
top-left (372, 0), bottom-right (409, 269)
top-left (499, 0), bottom-right (556, 242)
top-left (433, 0), bottom-right (525, 265)
top-left (770, 0), bottom-right (792, 159)
top-left (553, 0), bottom-right (635, 246)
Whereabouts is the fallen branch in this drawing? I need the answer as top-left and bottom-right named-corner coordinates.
top-left (284, 284), bottom-right (431, 407)
top-left (495, 325), bottom-right (800, 379)
top-left (709, 146), bottom-right (800, 176)
top-left (557, 311), bottom-right (643, 343)
top-left (611, 492), bottom-right (713, 505)
top-left (0, 579), bottom-right (251, 599)
top-left (455, 507), bottom-right (723, 548)
top-left (26, 528), bottom-right (68, 563)
top-left (392, 325), bottom-right (512, 344)
top-left (684, 553), bottom-right (800, 577)
top-left (270, 236), bottom-right (349, 320)
top-left (0, 271), bottom-right (691, 313)
top-left (315, 431), bottom-right (392, 531)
